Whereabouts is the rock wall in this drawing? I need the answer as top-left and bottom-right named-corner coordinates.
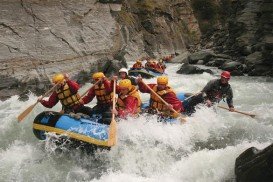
top-left (0, 0), bottom-right (200, 100)
top-left (200, 0), bottom-right (273, 76)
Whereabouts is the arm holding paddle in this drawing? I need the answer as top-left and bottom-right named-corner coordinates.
top-left (17, 83), bottom-right (59, 122)
top-left (136, 76), bottom-right (187, 123)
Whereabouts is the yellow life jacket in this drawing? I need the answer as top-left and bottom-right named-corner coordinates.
top-left (94, 83), bottom-right (113, 105)
top-left (116, 85), bottom-right (141, 113)
top-left (56, 83), bottom-right (81, 107)
top-left (150, 85), bottom-right (175, 112)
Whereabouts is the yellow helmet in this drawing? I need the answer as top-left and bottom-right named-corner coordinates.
top-left (52, 73), bottom-right (65, 84)
top-left (119, 79), bottom-right (132, 90)
top-left (136, 60), bottom-right (141, 63)
top-left (157, 76), bottom-right (168, 85)
top-left (92, 72), bottom-right (105, 80)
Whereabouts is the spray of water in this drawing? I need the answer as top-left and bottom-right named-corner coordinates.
top-left (0, 63), bottom-right (273, 181)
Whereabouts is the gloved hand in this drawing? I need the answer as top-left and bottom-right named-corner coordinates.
top-left (37, 96), bottom-right (43, 102)
top-left (111, 108), bottom-right (118, 115)
top-left (229, 107), bottom-right (235, 112)
top-left (112, 76), bottom-right (118, 80)
top-left (205, 100), bottom-right (212, 107)
top-left (136, 75), bottom-right (142, 83)
top-left (63, 73), bottom-right (69, 80)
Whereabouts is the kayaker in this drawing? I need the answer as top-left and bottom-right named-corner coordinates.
top-left (112, 79), bottom-right (142, 118)
top-left (136, 75), bottom-right (184, 118)
top-left (185, 71), bottom-right (235, 114)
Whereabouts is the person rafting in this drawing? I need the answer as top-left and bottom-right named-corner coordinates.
top-left (145, 59), bottom-right (157, 70)
top-left (162, 54), bottom-right (175, 62)
top-left (185, 71), bottom-right (235, 114)
top-left (136, 75), bottom-right (184, 118)
top-left (155, 59), bottom-right (166, 73)
top-left (81, 72), bottom-right (113, 124)
top-left (37, 73), bottom-right (87, 114)
top-left (118, 68), bottom-right (137, 86)
top-left (132, 60), bottom-right (144, 69)
top-left (112, 79), bottom-right (142, 118)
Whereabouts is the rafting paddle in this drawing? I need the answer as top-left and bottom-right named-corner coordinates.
top-left (79, 78), bottom-right (102, 98)
top-left (218, 105), bottom-right (256, 118)
top-left (17, 84), bottom-right (59, 123)
top-left (140, 80), bottom-right (187, 123)
top-left (107, 80), bottom-right (117, 146)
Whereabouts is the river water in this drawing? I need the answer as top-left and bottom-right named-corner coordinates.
top-left (1, 63), bottom-right (273, 182)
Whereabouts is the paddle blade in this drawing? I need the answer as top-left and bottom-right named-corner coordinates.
top-left (107, 118), bottom-right (117, 147)
top-left (17, 103), bottom-right (37, 123)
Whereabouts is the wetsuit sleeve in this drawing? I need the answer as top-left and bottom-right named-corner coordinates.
top-left (40, 92), bottom-right (59, 108)
top-left (226, 86), bottom-right (234, 108)
top-left (201, 79), bottom-right (217, 99)
top-left (138, 82), bottom-right (155, 93)
top-left (117, 96), bottom-right (138, 118)
top-left (82, 88), bottom-right (95, 104)
top-left (66, 80), bottom-right (80, 94)
top-left (103, 79), bottom-right (113, 93)
top-left (163, 92), bottom-right (183, 112)
top-left (202, 80), bottom-right (216, 93)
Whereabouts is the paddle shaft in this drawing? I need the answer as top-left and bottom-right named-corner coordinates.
top-left (140, 81), bottom-right (179, 115)
top-left (80, 79), bottom-right (102, 98)
top-left (112, 80), bottom-right (116, 120)
top-left (184, 92), bottom-right (201, 101)
top-left (17, 84), bottom-right (59, 122)
top-left (218, 105), bottom-right (256, 118)
top-left (107, 80), bottom-right (117, 146)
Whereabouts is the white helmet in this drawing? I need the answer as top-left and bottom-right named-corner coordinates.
top-left (119, 68), bottom-right (128, 75)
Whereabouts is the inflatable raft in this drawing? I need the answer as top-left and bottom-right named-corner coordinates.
top-left (33, 92), bottom-right (187, 146)
top-left (128, 68), bottom-right (164, 78)
top-left (33, 111), bottom-right (116, 148)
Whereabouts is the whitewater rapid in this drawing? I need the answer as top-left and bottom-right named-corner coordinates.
top-left (0, 63), bottom-right (273, 182)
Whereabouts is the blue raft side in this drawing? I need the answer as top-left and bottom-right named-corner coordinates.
top-left (54, 115), bottom-right (109, 141)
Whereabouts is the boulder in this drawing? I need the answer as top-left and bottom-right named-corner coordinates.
top-left (235, 144), bottom-right (273, 182)
top-left (171, 51), bottom-right (190, 63)
top-left (177, 63), bottom-right (213, 75)
top-left (245, 52), bottom-right (264, 67)
top-left (206, 58), bottom-right (233, 67)
top-left (188, 50), bottom-right (216, 64)
top-left (248, 64), bottom-right (272, 76)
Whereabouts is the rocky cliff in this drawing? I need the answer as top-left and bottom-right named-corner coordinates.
top-left (196, 0), bottom-right (273, 76)
top-left (0, 0), bottom-right (200, 100)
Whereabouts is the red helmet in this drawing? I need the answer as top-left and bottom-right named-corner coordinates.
top-left (221, 71), bottom-right (231, 79)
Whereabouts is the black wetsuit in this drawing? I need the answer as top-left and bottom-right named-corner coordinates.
top-left (185, 79), bottom-right (233, 114)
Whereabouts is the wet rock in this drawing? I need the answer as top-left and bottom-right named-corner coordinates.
top-left (98, 0), bottom-right (122, 3)
top-left (245, 52), bottom-right (264, 67)
top-left (235, 144), bottom-right (273, 182)
top-left (248, 64), bottom-right (272, 76)
top-left (177, 63), bottom-right (213, 75)
top-left (206, 58), bottom-right (233, 67)
top-left (188, 50), bottom-right (216, 64)
top-left (171, 51), bottom-right (190, 63)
